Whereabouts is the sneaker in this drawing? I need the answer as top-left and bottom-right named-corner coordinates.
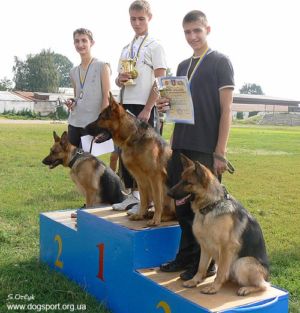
top-left (127, 202), bottom-right (155, 216)
top-left (127, 203), bottom-right (140, 216)
top-left (112, 194), bottom-right (139, 211)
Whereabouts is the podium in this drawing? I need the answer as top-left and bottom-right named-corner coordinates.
top-left (40, 206), bottom-right (288, 313)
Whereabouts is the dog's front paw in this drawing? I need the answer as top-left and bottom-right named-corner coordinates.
top-left (237, 287), bottom-right (251, 296)
top-left (201, 283), bottom-right (220, 294)
top-left (147, 217), bottom-right (161, 226)
top-left (129, 214), bottom-right (143, 221)
top-left (183, 279), bottom-right (198, 288)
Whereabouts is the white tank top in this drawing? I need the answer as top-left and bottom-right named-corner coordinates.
top-left (68, 59), bottom-right (104, 127)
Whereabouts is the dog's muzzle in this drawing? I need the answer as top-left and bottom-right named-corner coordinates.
top-left (42, 158), bottom-right (62, 169)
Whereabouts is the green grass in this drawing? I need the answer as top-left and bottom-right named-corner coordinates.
top-left (0, 123), bottom-right (299, 312)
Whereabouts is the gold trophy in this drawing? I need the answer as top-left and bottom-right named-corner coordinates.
top-left (121, 59), bottom-right (138, 85)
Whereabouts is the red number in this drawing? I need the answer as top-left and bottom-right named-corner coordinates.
top-left (96, 243), bottom-right (105, 281)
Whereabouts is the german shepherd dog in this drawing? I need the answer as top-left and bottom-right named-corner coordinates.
top-left (85, 95), bottom-right (175, 226)
top-left (42, 131), bottom-right (126, 207)
top-left (168, 154), bottom-right (269, 296)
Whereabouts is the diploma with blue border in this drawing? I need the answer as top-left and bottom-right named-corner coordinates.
top-left (156, 76), bottom-right (194, 124)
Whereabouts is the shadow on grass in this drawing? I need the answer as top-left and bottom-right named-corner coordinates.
top-left (0, 258), bottom-right (110, 313)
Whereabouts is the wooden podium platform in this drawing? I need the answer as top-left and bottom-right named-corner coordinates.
top-left (40, 206), bottom-right (288, 313)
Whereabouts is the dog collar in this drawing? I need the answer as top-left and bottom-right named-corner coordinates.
top-left (199, 200), bottom-right (223, 215)
top-left (199, 186), bottom-right (231, 215)
top-left (68, 149), bottom-right (85, 168)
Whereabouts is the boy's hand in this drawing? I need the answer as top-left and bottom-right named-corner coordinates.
top-left (116, 73), bottom-right (132, 86)
top-left (156, 97), bottom-right (170, 113)
top-left (65, 98), bottom-right (76, 111)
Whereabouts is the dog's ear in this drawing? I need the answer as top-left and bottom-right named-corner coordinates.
top-left (53, 131), bottom-right (60, 142)
top-left (109, 91), bottom-right (114, 105)
top-left (180, 153), bottom-right (194, 169)
top-left (109, 91), bottom-right (119, 108)
top-left (109, 91), bottom-right (121, 110)
top-left (195, 161), bottom-right (206, 177)
top-left (195, 161), bottom-right (211, 187)
top-left (60, 131), bottom-right (69, 148)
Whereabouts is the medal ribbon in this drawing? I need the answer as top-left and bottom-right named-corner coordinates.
top-left (187, 47), bottom-right (209, 82)
top-left (79, 58), bottom-right (94, 92)
top-left (129, 34), bottom-right (148, 60)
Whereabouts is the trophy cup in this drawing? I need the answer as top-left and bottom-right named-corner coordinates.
top-left (121, 59), bottom-right (138, 85)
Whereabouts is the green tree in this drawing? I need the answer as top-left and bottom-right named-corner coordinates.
top-left (53, 53), bottom-right (73, 87)
top-left (239, 83), bottom-right (264, 117)
top-left (0, 77), bottom-right (14, 91)
top-left (13, 50), bottom-right (73, 92)
top-left (13, 56), bottom-right (29, 90)
top-left (27, 49), bottom-right (59, 92)
top-left (239, 83), bottom-right (264, 95)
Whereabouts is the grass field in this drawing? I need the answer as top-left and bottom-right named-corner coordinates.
top-left (0, 122), bottom-right (299, 312)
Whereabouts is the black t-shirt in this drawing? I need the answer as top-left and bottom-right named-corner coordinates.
top-left (172, 50), bottom-right (234, 154)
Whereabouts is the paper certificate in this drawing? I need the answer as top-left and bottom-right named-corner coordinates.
top-left (156, 76), bottom-right (194, 124)
top-left (81, 135), bottom-right (114, 157)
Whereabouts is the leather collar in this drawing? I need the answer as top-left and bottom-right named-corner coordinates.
top-left (68, 149), bottom-right (85, 168)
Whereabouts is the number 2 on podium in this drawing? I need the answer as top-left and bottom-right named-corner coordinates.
top-left (54, 234), bottom-right (63, 269)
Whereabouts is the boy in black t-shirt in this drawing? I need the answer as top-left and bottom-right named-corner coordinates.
top-left (157, 10), bottom-right (234, 281)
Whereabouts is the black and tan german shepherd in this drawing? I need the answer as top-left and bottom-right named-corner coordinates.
top-left (168, 154), bottom-right (269, 296)
top-left (42, 131), bottom-right (126, 207)
top-left (86, 94), bottom-right (175, 226)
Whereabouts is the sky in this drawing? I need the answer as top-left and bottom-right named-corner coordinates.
top-left (1, 0), bottom-right (300, 100)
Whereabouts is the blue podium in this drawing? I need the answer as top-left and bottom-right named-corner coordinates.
top-left (40, 206), bottom-right (288, 313)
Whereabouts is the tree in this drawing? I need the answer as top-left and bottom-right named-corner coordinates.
top-left (239, 83), bottom-right (264, 95)
top-left (0, 77), bottom-right (14, 91)
top-left (53, 53), bottom-right (73, 87)
top-left (13, 56), bottom-right (30, 91)
top-left (13, 50), bottom-right (73, 92)
top-left (239, 83), bottom-right (264, 118)
top-left (27, 49), bottom-right (59, 92)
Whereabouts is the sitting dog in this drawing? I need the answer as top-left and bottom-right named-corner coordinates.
top-left (168, 154), bottom-right (269, 296)
top-left (42, 131), bottom-right (126, 207)
top-left (85, 94), bottom-right (175, 226)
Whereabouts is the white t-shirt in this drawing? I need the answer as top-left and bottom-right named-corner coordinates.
top-left (118, 35), bottom-right (167, 105)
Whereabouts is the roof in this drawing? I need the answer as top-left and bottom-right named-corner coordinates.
top-left (0, 91), bottom-right (31, 101)
top-left (233, 93), bottom-right (300, 106)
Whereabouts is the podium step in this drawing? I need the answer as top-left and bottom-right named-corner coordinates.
top-left (40, 206), bottom-right (288, 313)
top-left (137, 268), bottom-right (287, 312)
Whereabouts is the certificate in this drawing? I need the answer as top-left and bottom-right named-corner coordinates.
top-left (81, 135), bottom-right (114, 157)
top-left (156, 76), bottom-right (194, 124)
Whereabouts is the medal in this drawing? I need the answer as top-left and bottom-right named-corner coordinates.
top-left (120, 34), bottom-right (148, 85)
top-left (78, 58), bottom-right (94, 99)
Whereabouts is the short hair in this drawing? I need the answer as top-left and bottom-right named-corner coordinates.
top-left (129, 0), bottom-right (152, 15)
top-left (73, 28), bottom-right (94, 41)
top-left (182, 10), bottom-right (208, 26)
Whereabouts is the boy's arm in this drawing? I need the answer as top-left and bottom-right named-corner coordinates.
top-left (101, 63), bottom-right (111, 111)
top-left (138, 67), bottom-right (166, 122)
top-left (214, 87), bottom-right (233, 174)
